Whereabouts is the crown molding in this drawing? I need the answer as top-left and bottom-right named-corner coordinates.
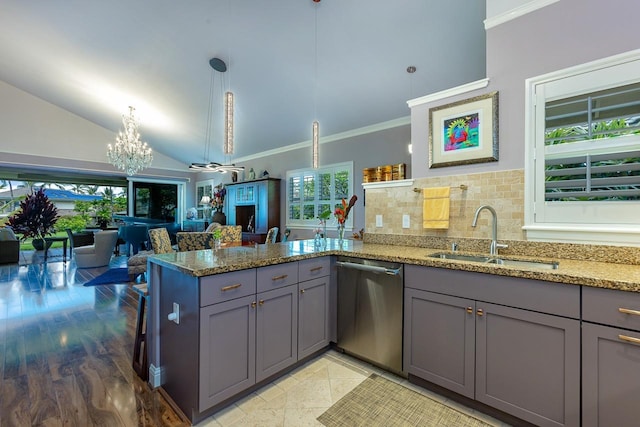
top-left (484, 0), bottom-right (560, 30)
top-left (406, 78), bottom-right (490, 109)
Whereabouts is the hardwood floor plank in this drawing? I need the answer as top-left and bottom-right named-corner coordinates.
top-left (72, 356), bottom-right (127, 427)
top-left (0, 260), bottom-right (188, 427)
top-left (52, 375), bottom-right (91, 427)
top-left (4, 334), bottom-right (26, 379)
top-left (1, 374), bottom-right (32, 427)
top-left (28, 362), bottom-right (60, 426)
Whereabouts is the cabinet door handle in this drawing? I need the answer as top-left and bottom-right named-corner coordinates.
top-left (618, 334), bottom-right (640, 345)
top-left (477, 308), bottom-right (484, 317)
top-left (300, 289), bottom-right (306, 294)
top-left (259, 299), bottom-right (265, 306)
top-left (221, 283), bottom-right (242, 292)
top-left (251, 301), bottom-right (257, 308)
top-left (309, 266), bottom-right (324, 272)
top-left (619, 307), bottom-right (640, 316)
top-left (272, 274), bottom-right (288, 281)
top-left (466, 307), bottom-right (473, 314)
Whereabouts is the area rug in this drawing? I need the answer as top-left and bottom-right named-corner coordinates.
top-left (317, 374), bottom-right (491, 427)
top-left (83, 268), bottom-right (130, 286)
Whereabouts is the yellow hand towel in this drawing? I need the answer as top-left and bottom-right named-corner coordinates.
top-left (423, 187), bottom-right (450, 229)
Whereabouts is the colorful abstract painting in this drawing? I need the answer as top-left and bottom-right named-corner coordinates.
top-left (443, 113), bottom-right (479, 151)
top-left (428, 91), bottom-right (498, 168)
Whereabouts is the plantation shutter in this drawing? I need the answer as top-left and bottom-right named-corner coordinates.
top-left (544, 82), bottom-right (640, 201)
top-left (285, 162), bottom-right (353, 229)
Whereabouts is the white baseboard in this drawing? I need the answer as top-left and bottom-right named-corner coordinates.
top-left (149, 364), bottom-right (164, 388)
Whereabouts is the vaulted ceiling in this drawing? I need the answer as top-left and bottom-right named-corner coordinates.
top-left (0, 0), bottom-right (486, 167)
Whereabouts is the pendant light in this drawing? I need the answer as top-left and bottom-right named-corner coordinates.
top-left (312, 0), bottom-right (321, 169)
top-left (190, 57), bottom-right (243, 173)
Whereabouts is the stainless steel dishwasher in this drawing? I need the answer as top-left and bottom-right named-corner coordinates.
top-left (336, 256), bottom-right (404, 375)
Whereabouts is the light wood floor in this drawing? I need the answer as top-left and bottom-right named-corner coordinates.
top-left (0, 252), bottom-right (188, 426)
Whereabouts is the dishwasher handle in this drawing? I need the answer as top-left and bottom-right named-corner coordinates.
top-left (336, 260), bottom-right (402, 276)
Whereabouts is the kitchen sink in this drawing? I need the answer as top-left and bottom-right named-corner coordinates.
top-left (487, 258), bottom-right (559, 270)
top-left (431, 253), bottom-right (492, 263)
top-left (430, 252), bottom-right (559, 270)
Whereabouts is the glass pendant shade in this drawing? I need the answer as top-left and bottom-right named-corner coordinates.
top-left (224, 91), bottom-right (234, 155)
top-left (312, 120), bottom-right (319, 169)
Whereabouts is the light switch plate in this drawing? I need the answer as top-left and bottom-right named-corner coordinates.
top-left (375, 214), bottom-right (383, 227)
top-left (402, 214), bottom-right (410, 228)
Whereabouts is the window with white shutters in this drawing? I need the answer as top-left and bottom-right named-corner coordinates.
top-left (525, 50), bottom-right (640, 245)
top-left (286, 162), bottom-right (353, 229)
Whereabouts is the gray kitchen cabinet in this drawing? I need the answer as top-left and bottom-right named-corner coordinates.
top-left (198, 263), bottom-right (299, 412)
top-left (404, 288), bottom-right (475, 399)
top-left (298, 257), bottom-right (331, 359)
top-left (404, 265), bottom-right (580, 427)
top-left (475, 302), bottom-right (580, 427)
top-left (200, 294), bottom-right (256, 410)
top-left (256, 284), bottom-right (298, 382)
top-left (582, 286), bottom-right (640, 427)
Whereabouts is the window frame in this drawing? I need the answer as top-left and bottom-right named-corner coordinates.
top-left (524, 49), bottom-right (640, 245)
top-left (285, 161), bottom-right (354, 230)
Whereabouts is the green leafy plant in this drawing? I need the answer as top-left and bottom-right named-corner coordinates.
top-left (55, 215), bottom-right (88, 232)
top-left (93, 199), bottom-right (112, 228)
top-left (8, 188), bottom-right (59, 241)
top-left (212, 228), bottom-right (222, 241)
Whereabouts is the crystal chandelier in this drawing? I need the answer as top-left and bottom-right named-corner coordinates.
top-left (107, 106), bottom-right (153, 176)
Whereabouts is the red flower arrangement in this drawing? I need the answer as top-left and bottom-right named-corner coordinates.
top-left (210, 184), bottom-right (226, 212)
top-left (334, 195), bottom-right (358, 225)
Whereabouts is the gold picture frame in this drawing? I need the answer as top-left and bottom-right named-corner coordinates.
top-left (428, 91), bottom-right (499, 168)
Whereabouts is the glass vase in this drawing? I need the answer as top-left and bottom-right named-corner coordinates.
top-left (337, 224), bottom-right (345, 244)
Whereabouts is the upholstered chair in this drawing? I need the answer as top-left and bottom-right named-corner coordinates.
top-left (176, 232), bottom-right (216, 251)
top-left (128, 227), bottom-right (175, 281)
top-left (0, 227), bottom-right (20, 264)
top-left (74, 230), bottom-right (119, 268)
top-left (218, 225), bottom-right (242, 243)
top-left (148, 227), bottom-right (174, 254)
top-left (66, 228), bottom-right (94, 260)
top-left (265, 227), bottom-right (279, 244)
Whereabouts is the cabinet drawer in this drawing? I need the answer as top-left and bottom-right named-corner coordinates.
top-left (257, 262), bottom-right (298, 293)
top-left (405, 265), bottom-right (580, 318)
top-left (583, 286), bottom-right (640, 331)
top-left (298, 257), bottom-right (331, 282)
top-left (200, 269), bottom-right (257, 307)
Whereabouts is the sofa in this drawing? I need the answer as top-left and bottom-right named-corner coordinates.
top-left (0, 227), bottom-right (20, 264)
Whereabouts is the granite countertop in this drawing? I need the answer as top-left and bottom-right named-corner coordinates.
top-left (148, 239), bottom-right (640, 293)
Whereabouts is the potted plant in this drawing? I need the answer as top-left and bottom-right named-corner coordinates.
top-left (8, 188), bottom-right (60, 250)
top-left (93, 199), bottom-right (112, 229)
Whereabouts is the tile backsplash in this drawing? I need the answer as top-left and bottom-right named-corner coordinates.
top-left (364, 169), bottom-right (525, 241)
top-left (363, 168), bottom-right (640, 264)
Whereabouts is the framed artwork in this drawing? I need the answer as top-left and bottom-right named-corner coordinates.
top-left (428, 91), bottom-right (499, 168)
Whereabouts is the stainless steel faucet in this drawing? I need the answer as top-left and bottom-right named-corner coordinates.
top-left (472, 205), bottom-right (508, 256)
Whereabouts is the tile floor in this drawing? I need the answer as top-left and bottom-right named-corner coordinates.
top-left (198, 350), bottom-right (509, 427)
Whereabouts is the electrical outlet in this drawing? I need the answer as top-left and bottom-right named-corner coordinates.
top-left (376, 214), bottom-right (383, 227)
top-left (402, 214), bottom-right (410, 228)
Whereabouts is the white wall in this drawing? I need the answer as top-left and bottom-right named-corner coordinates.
top-left (0, 80), bottom-right (189, 173)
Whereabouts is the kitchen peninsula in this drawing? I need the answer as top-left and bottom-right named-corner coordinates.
top-left (147, 239), bottom-right (640, 426)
